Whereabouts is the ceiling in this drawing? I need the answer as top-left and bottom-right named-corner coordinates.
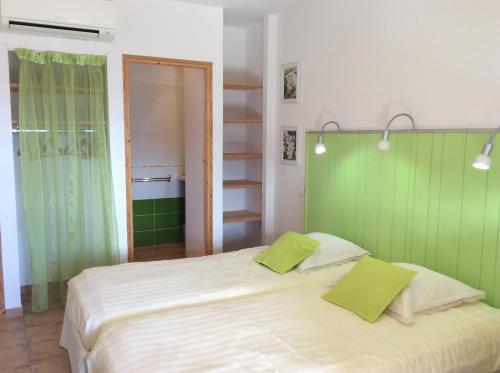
top-left (172, 0), bottom-right (299, 21)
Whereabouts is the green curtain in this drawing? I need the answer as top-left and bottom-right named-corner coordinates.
top-left (16, 49), bottom-right (119, 312)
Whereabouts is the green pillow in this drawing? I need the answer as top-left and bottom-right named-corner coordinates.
top-left (254, 231), bottom-right (319, 274)
top-left (322, 256), bottom-right (416, 322)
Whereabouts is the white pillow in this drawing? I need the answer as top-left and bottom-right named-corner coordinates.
top-left (296, 232), bottom-right (369, 272)
top-left (386, 263), bottom-right (485, 324)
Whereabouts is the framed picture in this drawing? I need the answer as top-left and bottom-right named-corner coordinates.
top-left (281, 126), bottom-right (299, 165)
top-left (281, 61), bottom-right (301, 103)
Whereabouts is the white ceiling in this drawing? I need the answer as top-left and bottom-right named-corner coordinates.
top-left (172, 0), bottom-right (299, 20)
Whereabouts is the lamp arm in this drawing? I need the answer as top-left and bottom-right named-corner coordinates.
top-left (320, 120), bottom-right (342, 133)
top-left (487, 126), bottom-right (500, 144)
top-left (318, 121), bottom-right (342, 143)
top-left (385, 113), bottom-right (416, 131)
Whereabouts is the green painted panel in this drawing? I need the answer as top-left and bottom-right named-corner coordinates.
top-left (341, 134), bottom-right (361, 241)
top-left (408, 133), bottom-right (433, 266)
top-left (389, 134), bottom-right (412, 262)
top-left (305, 131), bottom-right (500, 308)
top-left (352, 134), bottom-right (369, 245)
top-left (481, 136), bottom-right (500, 305)
top-left (434, 133), bottom-right (466, 278)
top-left (376, 134), bottom-right (398, 260)
top-left (457, 133), bottom-right (489, 287)
top-left (424, 133), bottom-right (444, 268)
top-left (361, 135), bottom-right (382, 257)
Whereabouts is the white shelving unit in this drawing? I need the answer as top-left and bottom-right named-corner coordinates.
top-left (222, 20), bottom-right (264, 252)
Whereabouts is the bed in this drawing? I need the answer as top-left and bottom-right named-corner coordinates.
top-left (85, 278), bottom-right (500, 373)
top-left (60, 246), bottom-right (356, 371)
top-left (62, 129), bottom-right (500, 372)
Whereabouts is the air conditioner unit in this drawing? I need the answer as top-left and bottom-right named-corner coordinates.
top-left (0, 0), bottom-right (116, 41)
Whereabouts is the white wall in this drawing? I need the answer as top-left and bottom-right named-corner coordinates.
top-left (129, 64), bottom-right (185, 200)
top-left (0, 0), bottom-right (223, 310)
top-left (274, 0), bottom-right (500, 237)
top-left (184, 68), bottom-right (207, 257)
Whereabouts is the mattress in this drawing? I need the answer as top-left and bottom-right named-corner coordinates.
top-left (86, 280), bottom-right (500, 373)
top-left (64, 246), bottom-right (355, 351)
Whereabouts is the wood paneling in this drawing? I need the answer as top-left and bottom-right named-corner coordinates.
top-left (305, 131), bottom-right (500, 307)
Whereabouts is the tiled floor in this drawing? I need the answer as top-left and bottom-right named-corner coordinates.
top-left (0, 247), bottom-right (184, 372)
top-left (134, 243), bottom-right (186, 262)
top-left (0, 292), bottom-right (70, 373)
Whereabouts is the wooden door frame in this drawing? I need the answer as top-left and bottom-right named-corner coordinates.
top-left (122, 54), bottom-right (213, 262)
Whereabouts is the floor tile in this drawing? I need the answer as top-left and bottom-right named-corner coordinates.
top-left (0, 345), bottom-right (30, 370)
top-left (0, 365), bottom-right (31, 373)
top-left (0, 289), bottom-right (70, 373)
top-left (0, 317), bottom-right (24, 333)
top-left (24, 309), bottom-right (64, 328)
top-left (26, 323), bottom-right (62, 344)
top-left (28, 339), bottom-right (66, 362)
top-left (31, 355), bottom-right (71, 373)
top-left (0, 326), bottom-right (27, 350)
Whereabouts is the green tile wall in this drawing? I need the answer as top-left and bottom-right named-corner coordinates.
top-left (133, 198), bottom-right (185, 247)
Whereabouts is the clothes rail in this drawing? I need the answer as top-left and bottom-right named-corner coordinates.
top-left (12, 129), bottom-right (96, 133)
top-left (131, 176), bottom-right (172, 183)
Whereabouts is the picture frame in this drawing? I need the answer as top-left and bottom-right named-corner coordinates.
top-left (281, 61), bottom-right (301, 103)
top-left (281, 126), bottom-right (299, 165)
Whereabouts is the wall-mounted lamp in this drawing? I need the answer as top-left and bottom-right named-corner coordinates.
top-left (473, 126), bottom-right (499, 170)
top-left (315, 121), bottom-right (342, 155)
top-left (378, 113), bottom-right (416, 151)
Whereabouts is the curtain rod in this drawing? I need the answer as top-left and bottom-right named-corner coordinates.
top-left (307, 128), bottom-right (495, 134)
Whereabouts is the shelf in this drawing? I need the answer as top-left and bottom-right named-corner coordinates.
top-left (223, 210), bottom-right (262, 224)
top-left (223, 179), bottom-right (262, 189)
top-left (223, 152), bottom-right (262, 160)
top-left (224, 116), bottom-right (262, 125)
top-left (223, 82), bottom-right (263, 90)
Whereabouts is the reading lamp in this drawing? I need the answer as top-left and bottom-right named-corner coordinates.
top-left (473, 126), bottom-right (500, 170)
top-left (378, 113), bottom-right (416, 151)
top-left (315, 121), bottom-right (342, 155)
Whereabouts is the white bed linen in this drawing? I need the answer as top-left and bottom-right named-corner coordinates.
top-left (87, 281), bottom-right (500, 373)
top-left (64, 246), bottom-right (354, 352)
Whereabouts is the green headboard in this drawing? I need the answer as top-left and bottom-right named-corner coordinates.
top-left (305, 131), bottom-right (500, 307)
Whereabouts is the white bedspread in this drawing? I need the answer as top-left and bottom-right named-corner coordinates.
top-left (65, 246), bottom-right (354, 351)
top-left (87, 281), bottom-right (500, 373)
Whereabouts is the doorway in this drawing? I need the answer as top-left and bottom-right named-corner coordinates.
top-left (123, 55), bottom-right (213, 262)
